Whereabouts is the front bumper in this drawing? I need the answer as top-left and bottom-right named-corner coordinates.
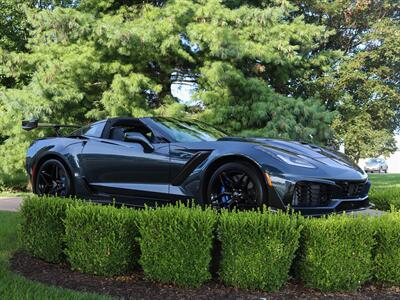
top-left (268, 175), bottom-right (371, 216)
top-left (292, 196), bottom-right (371, 216)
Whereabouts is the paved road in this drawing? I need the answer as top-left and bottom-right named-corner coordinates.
top-left (0, 197), bottom-right (22, 212)
top-left (350, 208), bottom-right (386, 217)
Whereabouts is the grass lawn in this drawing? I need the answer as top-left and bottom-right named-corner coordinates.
top-left (0, 211), bottom-right (112, 300)
top-left (368, 173), bottom-right (400, 189)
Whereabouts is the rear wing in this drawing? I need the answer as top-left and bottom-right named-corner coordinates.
top-left (22, 118), bottom-right (81, 136)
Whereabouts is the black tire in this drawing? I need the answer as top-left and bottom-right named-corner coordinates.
top-left (206, 161), bottom-right (267, 209)
top-left (35, 159), bottom-right (72, 197)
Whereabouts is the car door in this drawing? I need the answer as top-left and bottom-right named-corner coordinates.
top-left (79, 132), bottom-right (170, 207)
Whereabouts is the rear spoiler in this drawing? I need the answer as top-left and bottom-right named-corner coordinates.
top-left (22, 118), bottom-right (81, 136)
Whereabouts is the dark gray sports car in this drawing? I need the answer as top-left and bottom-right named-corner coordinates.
top-left (24, 117), bottom-right (371, 216)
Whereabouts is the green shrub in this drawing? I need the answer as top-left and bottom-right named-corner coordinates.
top-left (137, 203), bottom-right (217, 287)
top-left (297, 214), bottom-right (375, 291)
top-left (64, 204), bottom-right (138, 276)
top-left (373, 211), bottom-right (400, 284)
top-left (369, 187), bottom-right (400, 211)
top-left (20, 195), bottom-right (77, 263)
top-left (0, 171), bottom-right (28, 192)
top-left (218, 209), bottom-right (302, 291)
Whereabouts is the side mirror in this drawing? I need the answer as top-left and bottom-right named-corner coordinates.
top-left (124, 132), bottom-right (154, 152)
top-left (22, 118), bottom-right (39, 131)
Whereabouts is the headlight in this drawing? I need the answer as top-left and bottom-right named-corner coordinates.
top-left (276, 153), bottom-right (316, 169)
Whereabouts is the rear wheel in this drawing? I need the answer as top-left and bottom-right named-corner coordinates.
top-left (35, 159), bottom-right (72, 197)
top-left (206, 162), bottom-right (267, 209)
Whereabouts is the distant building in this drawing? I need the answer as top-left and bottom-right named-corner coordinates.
top-left (358, 135), bottom-right (400, 174)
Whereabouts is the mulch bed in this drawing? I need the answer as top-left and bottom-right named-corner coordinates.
top-left (10, 251), bottom-right (400, 300)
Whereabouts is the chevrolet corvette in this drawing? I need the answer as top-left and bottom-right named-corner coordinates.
top-left (23, 117), bottom-right (371, 216)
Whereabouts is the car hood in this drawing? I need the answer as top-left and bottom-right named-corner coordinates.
top-left (219, 137), bottom-right (365, 175)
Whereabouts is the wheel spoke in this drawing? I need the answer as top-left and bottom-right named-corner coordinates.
top-left (55, 165), bottom-right (60, 180)
top-left (220, 172), bottom-right (235, 188)
top-left (39, 173), bottom-right (51, 185)
top-left (211, 169), bottom-right (259, 210)
top-left (36, 161), bottom-right (69, 197)
top-left (239, 174), bottom-right (249, 189)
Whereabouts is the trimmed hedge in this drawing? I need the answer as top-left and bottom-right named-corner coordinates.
top-left (137, 203), bottom-right (217, 287)
top-left (20, 195), bottom-right (77, 263)
top-left (373, 210), bottom-right (400, 284)
top-left (218, 209), bottom-right (302, 291)
top-left (297, 214), bottom-right (375, 291)
top-left (64, 204), bottom-right (138, 276)
top-left (20, 195), bottom-right (400, 292)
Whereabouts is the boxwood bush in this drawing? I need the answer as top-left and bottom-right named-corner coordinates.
top-left (137, 203), bottom-right (217, 287)
top-left (64, 204), bottom-right (138, 276)
top-left (20, 195), bottom-right (77, 263)
top-left (373, 210), bottom-right (400, 284)
top-left (218, 209), bottom-right (302, 291)
top-left (297, 214), bottom-right (375, 291)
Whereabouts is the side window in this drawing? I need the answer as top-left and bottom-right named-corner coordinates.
top-left (73, 121), bottom-right (105, 138)
top-left (110, 126), bottom-right (154, 142)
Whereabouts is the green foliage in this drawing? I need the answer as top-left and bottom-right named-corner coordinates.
top-left (0, 172), bottom-right (28, 193)
top-left (198, 61), bottom-right (334, 142)
top-left (16, 194), bottom-right (400, 292)
top-left (332, 113), bottom-right (397, 162)
top-left (19, 195), bottom-right (77, 263)
top-left (369, 174), bottom-right (400, 189)
top-left (374, 210), bottom-right (400, 284)
top-left (298, 0), bottom-right (400, 161)
top-left (368, 174), bottom-right (400, 211)
top-left (369, 187), bottom-right (400, 211)
top-left (64, 204), bottom-right (138, 276)
top-left (297, 214), bottom-right (375, 291)
top-left (137, 203), bottom-right (217, 287)
top-left (0, 0), bottom-right (337, 182)
top-left (218, 209), bottom-right (302, 291)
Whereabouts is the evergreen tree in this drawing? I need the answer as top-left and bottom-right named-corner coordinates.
top-left (0, 0), bottom-right (336, 183)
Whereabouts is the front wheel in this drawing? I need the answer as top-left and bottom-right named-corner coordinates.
top-left (206, 162), bottom-right (267, 209)
top-left (35, 159), bottom-right (72, 197)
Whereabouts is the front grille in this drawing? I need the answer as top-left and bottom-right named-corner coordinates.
top-left (334, 181), bottom-right (368, 198)
top-left (292, 180), bottom-right (369, 207)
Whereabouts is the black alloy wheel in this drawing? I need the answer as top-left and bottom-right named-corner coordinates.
top-left (35, 159), bottom-right (72, 196)
top-left (207, 162), bottom-right (267, 209)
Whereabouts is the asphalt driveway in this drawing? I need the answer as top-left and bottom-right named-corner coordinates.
top-left (0, 197), bottom-right (22, 212)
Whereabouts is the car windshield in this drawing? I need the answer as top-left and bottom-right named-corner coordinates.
top-left (367, 158), bottom-right (380, 164)
top-left (154, 118), bottom-right (227, 142)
